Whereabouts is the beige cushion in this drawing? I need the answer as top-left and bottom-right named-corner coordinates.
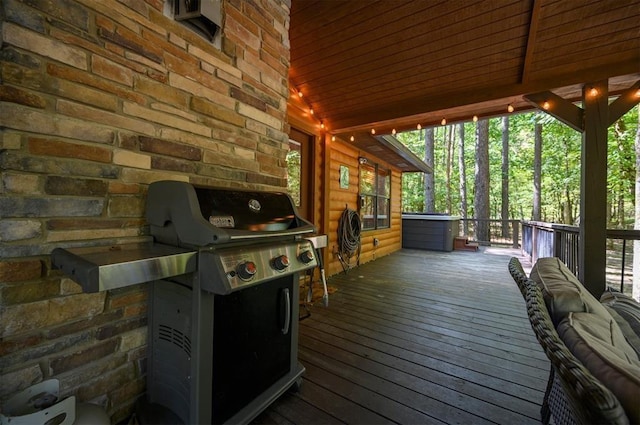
top-left (601, 290), bottom-right (640, 357)
top-left (558, 312), bottom-right (640, 423)
top-left (530, 257), bottom-right (610, 325)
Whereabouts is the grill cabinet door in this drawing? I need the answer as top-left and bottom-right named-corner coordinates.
top-left (211, 276), bottom-right (293, 423)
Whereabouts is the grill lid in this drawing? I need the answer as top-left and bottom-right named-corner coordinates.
top-left (146, 181), bottom-right (315, 247)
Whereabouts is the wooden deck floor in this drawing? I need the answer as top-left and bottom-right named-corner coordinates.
top-left (254, 247), bottom-right (548, 425)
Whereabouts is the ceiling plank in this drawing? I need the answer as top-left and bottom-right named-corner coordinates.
top-left (289, 0), bottom-right (640, 133)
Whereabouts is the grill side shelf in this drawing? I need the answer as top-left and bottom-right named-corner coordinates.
top-left (51, 243), bottom-right (197, 292)
top-left (51, 248), bottom-right (100, 292)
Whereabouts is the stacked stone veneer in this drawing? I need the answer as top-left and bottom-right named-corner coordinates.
top-left (0, 0), bottom-right (291, 421)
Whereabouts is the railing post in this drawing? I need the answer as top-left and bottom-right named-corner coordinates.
top-left (531, 225), bottom-right (537, 264)
top-left (512, 220), bottom-right (519, 249)
top-left (553, 229), bottom-right (561, 259)
top-left (620, 239), bottom-right (626, 293)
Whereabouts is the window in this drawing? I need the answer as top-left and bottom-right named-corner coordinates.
top-left (359, 160), bottom-right (390, 230)
top-left (286, 140), bottom-right (302, 207)
top-left (286, 128), bottom-right (313, 220)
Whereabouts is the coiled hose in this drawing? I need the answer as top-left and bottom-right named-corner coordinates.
top-left (337, 207), bottom-right (361, 273)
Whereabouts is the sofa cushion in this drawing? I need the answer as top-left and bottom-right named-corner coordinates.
top-left (558, 312), bottom-right (640, 424)
top-left (601, 290), bottom-right (640, 357)
top-left (529, 257), bottom-right (611, 325)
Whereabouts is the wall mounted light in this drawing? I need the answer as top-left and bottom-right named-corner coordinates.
top-left (359, 157), bottom-right (368, 164)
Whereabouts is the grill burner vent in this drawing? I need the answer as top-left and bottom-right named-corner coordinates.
top-left (158, 324), bottom-right (191, 358)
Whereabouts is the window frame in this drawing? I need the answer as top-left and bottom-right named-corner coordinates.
top-left (359, 159), bottom-right (391, 231)
top-left (287, 128), bottom-right (314, 221)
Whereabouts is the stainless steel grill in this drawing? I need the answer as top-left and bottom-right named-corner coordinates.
top-left (52, 180), bottom-right (318, 424)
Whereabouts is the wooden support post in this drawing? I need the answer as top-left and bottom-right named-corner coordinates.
top-left (525, 79), bottom-right (640, 298)
top-left (580, 81), bottom-right (609, 298)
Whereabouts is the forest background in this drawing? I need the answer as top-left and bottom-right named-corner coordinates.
top-left (397, 105), bottom-right (640, 300)
top-left (397, 106), bottom-right (640, 229)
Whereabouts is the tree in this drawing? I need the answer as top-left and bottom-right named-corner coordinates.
top-left (532, 121), bottom-right (542, 221)
top-left (474, 119), bottom-right (490, 243)
top-left (632, 105), bottom-right (640, 301)
top-left (501, 116), bottom-right (509, 237)
top-left (458, 123), bottom-right (468, 234)
top-left (424, 127), bottom-right (435, 212)
top-left (445, 125), bottom-right (454, 214)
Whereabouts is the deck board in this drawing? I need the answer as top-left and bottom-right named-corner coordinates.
top-left (254, 248), bottom-right (548, 425)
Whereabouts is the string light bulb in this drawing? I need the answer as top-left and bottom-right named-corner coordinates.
top-left (472, 115), bottom-right (478, 122)
top-left (392, 128), bottom-right (396, 135)
top-left (417, 124), bottom-right (422, 130)
top-left (589, 87), bottom-right (598, 97)
top-left (635, 88), bottom-right (640, 98)
top-left (320, 121), bottom-right (325, 129)
top-left (331, 136), bottom-right (336, 142)
top-left (371, 129), bottom-right (376, 135)
top-left (297, 90), bottom-right (303, 98)
top-left (309, 108), bottom-right (314, 115)
top-left (542, 101), bottom-right (550, 110)
top-left (441, 118), bottom-right (446, 126)
top-left (350, 135), bottom-right (355, 142)
top-left (507, 104), bottom-right (514, 113)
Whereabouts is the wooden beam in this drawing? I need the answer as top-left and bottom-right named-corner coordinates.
top-left (608, 80), bottom-right (640, 126)
top-left (521, 0), bottom-right (541, 84)
top-left (524, 91), bottom-right (584, 132)
top-left (579, 80), bottom-right (609, 298)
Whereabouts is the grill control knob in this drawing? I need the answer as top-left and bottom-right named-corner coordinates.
top-left (236, 261), bottom-right (257, 281)
top-left (272, 255), bottom-right (290, 271)
top-left (299, 250), bottom-right (314, 264)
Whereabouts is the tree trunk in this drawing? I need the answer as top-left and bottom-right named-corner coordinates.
top-left (458, 123), bottom-right (468, 234)
top-left (475, 119), bottom-right (490, 244)
top-left (532, 122), bottom-right (542, 221)
top-left (501, 116), bottom-right (509, 237)
top-left (617, 192), bottom-right (624, 228)
top-left (563, 188), bottom-right (573, 225)
top-left (633, 105), bottom-right (640, 301)
top-left (446, 125), bottom-right (453, 214)
top-left (563, 137), bottom-right (574, 225)
top-left (424, 127), bottom-right (435, 212)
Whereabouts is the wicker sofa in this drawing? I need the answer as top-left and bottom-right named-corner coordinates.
top-left (508, 257), bottom-right (640, 424)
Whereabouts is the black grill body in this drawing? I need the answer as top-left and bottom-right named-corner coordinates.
top-left (145, 181), bottom-right (316, 424)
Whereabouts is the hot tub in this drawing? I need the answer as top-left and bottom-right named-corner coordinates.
top-left (402, 213), bottom-right (460, 252)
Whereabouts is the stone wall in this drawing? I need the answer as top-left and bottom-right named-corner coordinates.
top-left (0, 0), bottom-right (291, 421)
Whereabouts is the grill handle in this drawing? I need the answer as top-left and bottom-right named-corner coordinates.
top-left (281, 288), bottom-right (291, 335)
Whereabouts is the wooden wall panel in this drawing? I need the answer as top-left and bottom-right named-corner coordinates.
top-left (325, 139), bottom-right (403, 276)
top-left (287, 91), bottom-right (405, 279)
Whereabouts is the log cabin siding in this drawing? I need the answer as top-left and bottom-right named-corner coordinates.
top-left (325, 138), bottom-right (403, 276)
top-left (287, 92), bottom-right (405, 276)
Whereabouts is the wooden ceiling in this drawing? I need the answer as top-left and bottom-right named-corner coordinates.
top-left (289, 0), bottom-right (640, 141)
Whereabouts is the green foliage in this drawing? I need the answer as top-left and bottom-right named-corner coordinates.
top-left (398, 105), bottom-right (639, 227)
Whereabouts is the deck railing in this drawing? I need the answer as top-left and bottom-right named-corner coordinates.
top-left (459, 218), bottom-right (520, 248)
top-left (521, 220), bottom-right (640, 294)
